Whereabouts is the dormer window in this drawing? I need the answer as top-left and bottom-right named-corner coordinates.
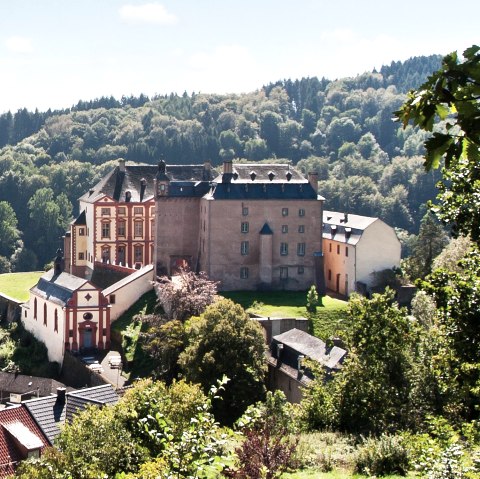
top-left (286, 171), bottom-right (292, 181)
top-left (250, 171), bottom-right (256, 181)
top-left (125, 191), bottom-right (132, 202)
top-left (268, 171), bottom-right (275, 181)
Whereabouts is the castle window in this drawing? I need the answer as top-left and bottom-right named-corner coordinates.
top-left (134, 245), bottom-right (143, 262)
top-left (134, 207), bottom-right (143, 215)
top-left (110, 295), bottom-right (116, 305)
top-left (101, 221), bottom-right (111, 239)
top-left (329, 243), bottom-right (332, 252)
top-left (79, 228), bottom-right (85, 236)
top-left (298, 266), bottom-right (304, 274)
top-left (54, 310), bottom-right (58, 332)
top-left (134, 221), bottom-right (143, 238)
top-left (101, 208), bottom-right (110, 216)
top-left (281, 225), bottom-right (288, 234)
top-left (280, 242), bottom-right (288, 256)
top-left (337, 244), bottom-right (340, 254)
top-left (78, 252), bottom-right (84, 260)
top-left (298, 225), bottom-right (305, 233)
top-left (118, 207), bottom-right (126, 216)
top-left (69, 330), bottom-right (73, 338)
top-left (280, 267), bottom-right (288, 279)
top-left (34, 298), bottom-right (37, 319)
top-left (240, 267), bottom-right (249, 279)
top-left (241, 241), bottom-right (249, 255)
top-left (43, 303), bottom-right (47, 326)
top-left (297, 243), bottom-right (306, 256)
top-left (117, 221), bottom-right (126, 237)
top-left (328, 269), bottom-right (332, 281)
top-left (299, 208), bottom-right (305, 217)
top-left (242, 206), bottom-right (249, 216)
top-left (346, 247), bottom-right (349, 257)
top-left (282, 208), bottom-right (289, 217)
top-left (241, 222), bottom-right (249, 233)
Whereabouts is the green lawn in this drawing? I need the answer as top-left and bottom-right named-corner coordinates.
top-left (221, 290), bottom-right (347, 318)
top-left (0, 271), bottom-right (44, 302)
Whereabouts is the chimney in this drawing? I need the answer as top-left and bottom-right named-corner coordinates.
top-left (308, 172), bottom-right (318, 193)
top-left (344, 212), bottom-right (348, 224)
top-left (54, 249), bottom-right (64, 275)
top-left (118, 159), bottom-right (126, 173)
top-left (56, 387), bottom-right (66, 403)
top-left (222, 160), bottom-right (233, 183)
top-left (203, 161), bottom-right (212, 180)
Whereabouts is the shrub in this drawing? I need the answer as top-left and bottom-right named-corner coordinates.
top-left (354, 434), bottom-right (409, 476)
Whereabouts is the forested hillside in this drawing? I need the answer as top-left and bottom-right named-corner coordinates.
top-left (0, 54), bottom-right (442, 271)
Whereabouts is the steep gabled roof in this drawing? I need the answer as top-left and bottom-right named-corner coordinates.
top-left (0, 406), bottom-right (49, 478)
top-left (23, 385), bottom-right (119, 445)
top-left (31, 269), bottom-right (90, 307)
top-left (80, 163), bottom-right (218, 203)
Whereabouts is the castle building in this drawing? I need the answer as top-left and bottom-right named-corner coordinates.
top-left (154, 160), bottom-right (325, 291)
top-left (65, 159), bottom-right (156, 278)
top-left (64, 159), bottom-right (325, 292)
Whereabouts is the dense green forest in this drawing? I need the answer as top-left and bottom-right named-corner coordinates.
top-left (0, 54), bottom-right (442, 270)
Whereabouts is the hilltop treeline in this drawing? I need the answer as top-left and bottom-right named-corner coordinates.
top-left (0, 54), bottom-right (442, 271)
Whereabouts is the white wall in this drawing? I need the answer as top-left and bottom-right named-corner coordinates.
top-left (103, 265), bottom-right (154, 322)
top-left (22, 294), bottom-right (65, 365)
top-left (356, 220), bottom-right (401, 288)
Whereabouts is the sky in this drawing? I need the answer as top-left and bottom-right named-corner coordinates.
top-left (0, 0), bottom-right (479, 113)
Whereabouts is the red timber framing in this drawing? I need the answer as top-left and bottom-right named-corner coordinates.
top-left (92, 196), bottom-right (154, 269)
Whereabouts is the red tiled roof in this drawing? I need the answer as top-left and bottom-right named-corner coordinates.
top-left (0, 406), bottom-right (49, 478)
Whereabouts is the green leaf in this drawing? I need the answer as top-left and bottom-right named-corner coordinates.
top-left (424, 133), bottom-right (454, 170)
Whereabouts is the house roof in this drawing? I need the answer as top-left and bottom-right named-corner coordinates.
top-left (273, 328), bottom-right (347, 370)
top-left (205, 163), bottom-right (321, 201)
top-left (72, 210), bottom-right (86, 226)
top-left (322, 210), bottom-right (378, 245)
top-left (0, 372), bottom-right (68, 398)
top-left (31, 269), bottom-right (92, 307)
top-left (80, 163), bottom-right (218, 203)
top-left (23, 384), bottom-right (119, 445)
top-left (0, 406), bottom-right (49, 478)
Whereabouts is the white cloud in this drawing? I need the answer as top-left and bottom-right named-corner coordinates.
top-left (119, 3), bottom-right (177, 25)
top-left (5, 36), bottom-right (33, 54)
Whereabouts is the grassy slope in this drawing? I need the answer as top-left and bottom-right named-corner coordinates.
top-left (0, 272), bottom-right (44, 302)
top-left (221, 290), bottom-right (347, 318)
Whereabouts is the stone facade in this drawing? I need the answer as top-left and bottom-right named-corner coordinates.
top-left (154, 160), bottom-right (326, 291)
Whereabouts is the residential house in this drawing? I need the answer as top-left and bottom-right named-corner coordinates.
top-left (267, 328), bottom-right (347, 403)
top-left (0, 372), bottom-right (68, 404)
top-left (323, 210), bottom-right (401, 297)
top-left (0, 405), bottom-right (49, 478)
top-left (22, 384), bottom-right (119, 445)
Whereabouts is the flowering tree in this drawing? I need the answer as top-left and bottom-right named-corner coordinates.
top-left (154, 268), bottom-right (218, 322)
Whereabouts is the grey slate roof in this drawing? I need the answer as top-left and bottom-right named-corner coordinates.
top-left (73, 210), bottom-right (86, 225)
top-left (273, 328), bottom-right (347, 370)
top-left (22, 395), bottom-right (65, 445)
top-left (323, 210), bottom-right (378, 245)
top-left (0, 373), bottom-right (68, 398)
top-left (31, 269), bottom-right (89, 307)
top-left (23, 385), bottom-right (119, 445)
top-left (207, 181), bottom-right (318, 200)
top-left (80, 163), bottom-right (218, 203)
top-left (213, 164), bottom-right (307, 183)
